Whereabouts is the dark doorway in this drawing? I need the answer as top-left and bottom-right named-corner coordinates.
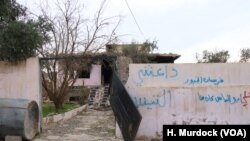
top-left (102, 60), bottom-right (112, 84)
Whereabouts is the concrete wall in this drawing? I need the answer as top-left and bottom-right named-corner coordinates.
top-left (74, 64), bottom-right (101, 87)
top-left (0, 57), bottom-right (42, 132)
top-left (116, 63), bottom-right (250, 140)
top-left (116, 56), bottom-right (133, 84)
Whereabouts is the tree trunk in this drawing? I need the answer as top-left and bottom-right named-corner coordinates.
top-left (53, 90), bottom-right (69, 111)
top-left (54, 100), bottom-right (64, 112)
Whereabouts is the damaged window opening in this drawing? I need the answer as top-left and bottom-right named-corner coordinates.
top-left (78, 70), bottom-right (90, 78)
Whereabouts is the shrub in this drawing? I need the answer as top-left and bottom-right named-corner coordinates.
top-left (0, 21), bottom-right (42, 63)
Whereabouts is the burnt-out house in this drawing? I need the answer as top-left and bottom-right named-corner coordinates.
top-left (64, 53), bottom-right (116, 108)
top-left (63, 44), bottom-right (180, 109)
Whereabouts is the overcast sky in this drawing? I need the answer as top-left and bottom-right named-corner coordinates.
top-left (17, 0), bottom-right (250, 63)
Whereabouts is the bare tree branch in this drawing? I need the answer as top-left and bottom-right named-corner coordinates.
top-left (37, 0), bottom-right (121, 109)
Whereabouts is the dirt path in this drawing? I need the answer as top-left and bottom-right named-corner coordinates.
top-left (33, 109), bottom-right (123, 141)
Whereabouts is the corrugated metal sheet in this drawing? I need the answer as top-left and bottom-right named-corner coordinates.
top-left (109, 71), bottom-right (142, 141)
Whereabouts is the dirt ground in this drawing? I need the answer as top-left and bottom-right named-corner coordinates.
top-left (33, 109), bottom-right (123, 141)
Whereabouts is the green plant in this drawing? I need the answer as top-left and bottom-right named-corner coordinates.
top-left (239, 48), bottom-right (250, 62)
top-left (122, 39), bottom-right (158, 63)
top-left (0, 0), bottom-right (47, 63)
top-left (42, 102), bottom-right (80, 117)
top-left (0, 21), bottom-right (43, 63)
top-left (196, 49), bottom-right (230, 63)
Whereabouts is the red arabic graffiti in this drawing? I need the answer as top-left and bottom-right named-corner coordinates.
top-left (198, 90), bottom-right (250, 108)
top-left (242, 91), bottom-right (250, 107)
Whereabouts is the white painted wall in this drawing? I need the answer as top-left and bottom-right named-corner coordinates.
top-left (74, 64), bottom-right (101, 87)
top-left (116, 63), bottom-right (250, 140)
top-left (0, 57), bottom-right (42, 132)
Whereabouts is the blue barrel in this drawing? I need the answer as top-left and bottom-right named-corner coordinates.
top-left (0, 98), bottom-right (39, 140)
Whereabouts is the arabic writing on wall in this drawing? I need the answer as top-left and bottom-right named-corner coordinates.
top-left (132, 65), bottom-right (178, 86)
top-left (185, 76), bottom-right (224, 86)
top-left (130, 65), bottom-right (250, 111)
top-left (132, 89), bottom-right (171, 110)
top-left (131, 65), bottom-right (228, 87)
top-left (198, 90), bottom-right (250, 107)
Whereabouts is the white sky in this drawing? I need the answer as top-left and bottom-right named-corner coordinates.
top-left (17, 0), bottom-right (250, 63)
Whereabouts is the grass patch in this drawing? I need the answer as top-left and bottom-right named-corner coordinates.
top-left (43, 102), bottom-right (80, 117)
